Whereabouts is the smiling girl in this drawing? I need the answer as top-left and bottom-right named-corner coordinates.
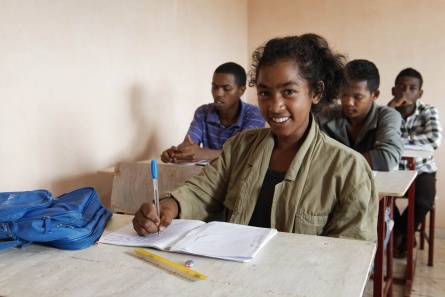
top-left (133, 34), bottom-right (378, 242)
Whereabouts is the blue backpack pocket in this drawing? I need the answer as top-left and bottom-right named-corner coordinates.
top-left (0, 190), bottom-right (53, 222)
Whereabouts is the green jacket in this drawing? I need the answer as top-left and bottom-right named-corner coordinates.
top-left (162, 119), bottom-right (378, 242)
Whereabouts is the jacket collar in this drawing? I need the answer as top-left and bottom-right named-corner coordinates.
top-left (245, 114), bottom-right (318, 182)
top-left (285, 114), bottom-right (317, 181)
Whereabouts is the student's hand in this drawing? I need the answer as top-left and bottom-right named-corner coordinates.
top-left (132, 198), bottom-right (179, 236)
top-left (160, 136), bottom-right (199, 163)
top-left (161, 146), bottom-right (179, 163)
top-left (174, 135), bottom-right (204, 163)
top-left (161, 135), bottom-right (221, 163)
top-left (388, 93), bottom-right (410, 108)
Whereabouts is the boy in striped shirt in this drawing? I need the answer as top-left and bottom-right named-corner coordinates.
top-left (161, 62), bottom-right (265, 163)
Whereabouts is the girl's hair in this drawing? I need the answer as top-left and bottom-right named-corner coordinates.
top-left (248, 34), bottom-right (348, 108)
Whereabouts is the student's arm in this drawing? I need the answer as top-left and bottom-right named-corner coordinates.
top-left (361, 152), bottom-right (373, 168)
top-left (161, 141), bottom-right (236, 221)
top-left (365, 107), bottom-right (404, 171)
top-left (330, 176), bottom-right (378, 243)
top-left (404, 105), bottom-right (442, 149)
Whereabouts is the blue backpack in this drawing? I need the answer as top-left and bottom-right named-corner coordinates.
top-left (0, 187), bottom-right (112, 250)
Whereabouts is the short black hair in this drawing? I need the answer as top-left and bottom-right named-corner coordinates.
top-left (214, 62), bottom-right (246, 87)
top-left (248, 34), bottom-right (348, 107)
top-left (395, 68), bottom-right (423, 89)
top-left (346, 59), bottom-right (380, 93)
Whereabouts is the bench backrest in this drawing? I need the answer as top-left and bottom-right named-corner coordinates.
top-left (110, 162), bottom-right (203, 214)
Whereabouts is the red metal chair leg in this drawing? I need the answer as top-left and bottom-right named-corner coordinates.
top-left (428, 202), bottom-right (435, 267)
top-left (420, 217), bottom-right (425, 250)
top-left (417, 200), bottom-right (435, 267)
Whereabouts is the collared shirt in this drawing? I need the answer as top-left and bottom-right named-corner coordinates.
top-left (399, 101), bottom-right (442, 174)
top-left (315, 102), bottom-right (404, 171)
top-left (186, 100), bottom-right (265, 149)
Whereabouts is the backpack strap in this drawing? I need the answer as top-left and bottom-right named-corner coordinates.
top-left (0, 222), bottom-right (28, 250)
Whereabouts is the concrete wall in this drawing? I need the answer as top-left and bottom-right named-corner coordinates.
top-left (1, 0), bottom-right (443, 227)
top-left (0, 0), bottom-right (248, 207)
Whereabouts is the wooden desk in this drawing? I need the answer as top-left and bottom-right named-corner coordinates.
top-left (0, 214), bottom-right (375, 297)
top-left (97, 165), bottom-right (116, 176)
top-left (97, 160), bottom-right (153, 176)
top-left (96, 160), bottom-right (207, 176)
top-left (402, 147), bottom-right (433, 160)
top-left (375, 171), bottom-right (417, 196)
top-left (373, 170), bottom-right (417, 297)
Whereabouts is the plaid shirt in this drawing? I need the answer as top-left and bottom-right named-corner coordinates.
top-left (400, 101), bottom-right (442, 174)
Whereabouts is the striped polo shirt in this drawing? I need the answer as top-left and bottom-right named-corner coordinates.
top-left (186, 100), bottom-right (265, 150)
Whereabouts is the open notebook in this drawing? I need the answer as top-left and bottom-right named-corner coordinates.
top-left (99, 219), bottom-right (277, 262)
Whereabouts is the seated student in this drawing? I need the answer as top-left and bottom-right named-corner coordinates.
top-left (388, 68), bottom-right (443, 257)
top-left (134, 34), bottom-right (378, 242)
top-left (315, 59), bottom-right (403, 171)
top-left (161, 62), bottom-right (265, 163)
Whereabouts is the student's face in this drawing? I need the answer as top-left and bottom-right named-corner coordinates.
top-left (211, 73), bottom-right (245, 113)
top-left (256, 60), bottom-right (320, 142)
top-left (392, 76), bottom-right (423, 106)
top-left (340, 80), bottom-right (379, 121)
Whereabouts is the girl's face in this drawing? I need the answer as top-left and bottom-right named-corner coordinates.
top-left (256, 60), bottom-right (321, 144)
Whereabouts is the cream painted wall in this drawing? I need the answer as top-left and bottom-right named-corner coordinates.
top-left (247, 0), bottom-right (445, 228)
top-left (0, 0), bottom-right (248, 207)
top-left (1, 0), bottom-right (444, 228)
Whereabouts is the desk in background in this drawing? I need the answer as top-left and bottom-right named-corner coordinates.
top-left (0, 214), bottom-right (375, 297)
top-left (398, 146), bottom-right (433, 296)
top-left (373, 170), bottom-right (417, 297)
top-left (402, 144), bottom-right (434, 160)
top-left (97, 165), bottom-right (115, 176)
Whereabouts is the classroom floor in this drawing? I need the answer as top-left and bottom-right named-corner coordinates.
top-left (363, 236), bottom-right (445, 297)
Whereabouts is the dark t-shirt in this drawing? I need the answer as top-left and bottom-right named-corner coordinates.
top-left (248, 168), bottom-right (286, 228)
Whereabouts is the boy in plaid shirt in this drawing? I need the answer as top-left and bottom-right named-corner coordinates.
top-left (388, 68), bottom-right (442, 257)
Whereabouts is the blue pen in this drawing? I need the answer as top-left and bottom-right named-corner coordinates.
top-left (151, 160), bottom-right (160, 235)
